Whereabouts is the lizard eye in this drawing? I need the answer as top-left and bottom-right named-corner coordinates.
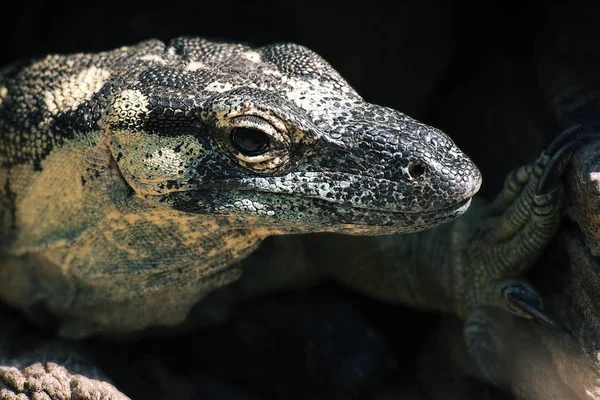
top-left (231, 127), bottom-right (270, 155)
top-left (213, 114), bottom-right (292, 172)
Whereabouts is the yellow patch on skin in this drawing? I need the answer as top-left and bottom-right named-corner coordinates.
top-left (43, 66), bottom-right (111, 115)
top-left (4, 133), bottom-right (268, 272)
top-left (102, 209), bottom-right (222, 251)
top-left (7, 140), bottom-right (94, 255)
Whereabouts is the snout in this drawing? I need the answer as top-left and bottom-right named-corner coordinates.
top-left (351, 124), bottom-right (483, 212)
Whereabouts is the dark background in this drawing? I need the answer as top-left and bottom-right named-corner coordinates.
top-left (0, 1), bottom-right (577, 399)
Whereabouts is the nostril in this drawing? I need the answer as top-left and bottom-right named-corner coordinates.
top-left (407, 161), bottom-right (426, 180)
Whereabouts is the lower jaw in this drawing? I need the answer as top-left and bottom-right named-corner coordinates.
top-left (275, 198), bottom-right (472, 236)
top-left (164, 190), bottom-right (472, 234)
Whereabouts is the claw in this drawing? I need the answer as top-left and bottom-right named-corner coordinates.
top-left (545, 122), bottom-right (600, 156)
top-left (502, 285), bottom-right (566, 333)
top-left (537, 123), bottom-right (600, 197)
top-left (537, 141), bottom-right (581, 196)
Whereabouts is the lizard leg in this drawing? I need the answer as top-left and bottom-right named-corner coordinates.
top-left (482, 141), bottom-right (573, 243)
top-left (459, 133), bottom-right (593, 389)
top-left (457, 136), bottom-right (580, 325)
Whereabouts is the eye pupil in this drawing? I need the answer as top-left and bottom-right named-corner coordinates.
top-left (231, 127), bottom-right (269, 155)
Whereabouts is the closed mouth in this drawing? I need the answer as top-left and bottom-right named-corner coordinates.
top-left (317, 194), bottom-right (473, 217)
top-left (164, 189), bottom-right (473, 230)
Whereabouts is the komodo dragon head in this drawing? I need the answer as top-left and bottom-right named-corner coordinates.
top-left (96, 37), bottom-right (481, 234)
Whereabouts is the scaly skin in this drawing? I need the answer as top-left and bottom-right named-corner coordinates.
top-left (0, 38), bottom-right (480, 398)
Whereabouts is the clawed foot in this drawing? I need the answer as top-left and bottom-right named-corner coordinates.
top-left (455, 126), bottom-right (600, 387)
top-left (457, 127), bottom-right (594, 330)
top-left (537, 122), bottom-right (600, 196)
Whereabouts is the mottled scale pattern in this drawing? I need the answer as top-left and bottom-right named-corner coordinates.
top-left (0, 40), bottom-right (165, 169)
top-left (0, 37), bottom-right (481, 336)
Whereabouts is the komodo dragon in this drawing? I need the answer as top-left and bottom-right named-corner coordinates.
top-left (0, 37), bottom-right (574, 399)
